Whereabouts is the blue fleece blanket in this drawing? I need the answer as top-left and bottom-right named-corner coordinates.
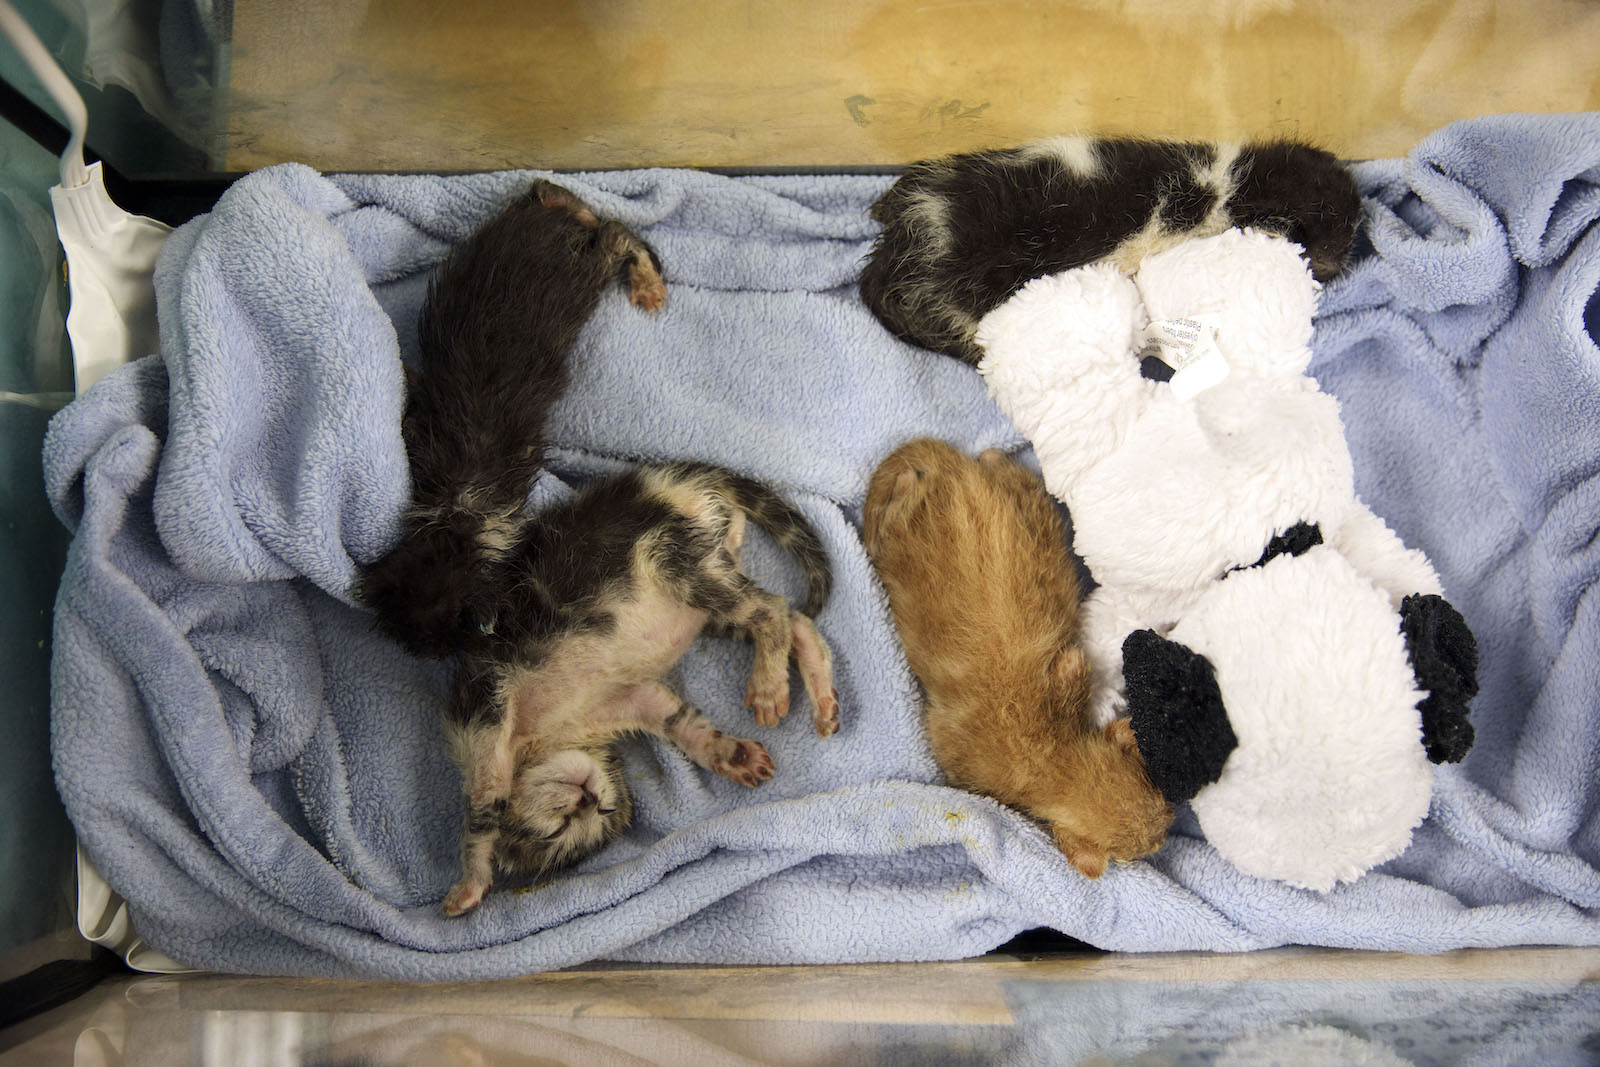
top-left (44, 114), bottom-right (1600, 978)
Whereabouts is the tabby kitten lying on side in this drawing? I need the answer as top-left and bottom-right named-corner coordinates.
top-left (442, 462), bottom-right (840, 915)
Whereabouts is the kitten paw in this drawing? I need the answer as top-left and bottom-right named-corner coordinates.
top-left (746, 675), bottom-right (790, 727)
top-left (629, 262), bottom-right (667, 313)
top-left (442, 879), bottom-right (488, 916)
top-left (812, 689), bottom-right (840, 738)
top-left (710, 737), bottom-right (775, 787)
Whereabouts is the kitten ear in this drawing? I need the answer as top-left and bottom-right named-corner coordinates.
top-left (1053, 825), bottom-right (1108, 879)
top-left (1051, 645), bottom-right (1089, 681)
top-left (889, 468), bottom-right (918, 504)
top-left (1049, 646), bottom-right (1092, 705)
top-left (1105, 717), bottom-right (1139, 753)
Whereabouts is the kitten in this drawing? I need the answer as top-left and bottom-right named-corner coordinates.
top-left (441, 461), bottom-right (840, 915)
top-left (862, 439), bottom-right (1171, 878)
top-left (362, 179), bottom-right (666, 658)
top-left (859, 136), bottom-right (1362, 365)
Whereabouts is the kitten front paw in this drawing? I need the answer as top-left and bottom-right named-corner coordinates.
top-left (442, 879), bottom-right (488, 916)
top-left (629, 261), bottom-right (667, 313)
top-left (746, 674), bottom-right (790, 727)
top-left (709, 737), bottom-right (775, 787)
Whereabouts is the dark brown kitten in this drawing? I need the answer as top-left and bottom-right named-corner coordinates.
top-left (362, 180), bottom-right (665, 658)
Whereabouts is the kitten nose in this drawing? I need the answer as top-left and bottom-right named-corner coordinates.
top-left (578, 787), bottom-right (599, 810)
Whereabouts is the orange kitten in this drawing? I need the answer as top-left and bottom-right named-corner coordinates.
top-left (863, 439), bottom-right (1172, 877)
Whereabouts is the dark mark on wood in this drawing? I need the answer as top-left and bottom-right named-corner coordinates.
top-left (844, 94), bottom-right (877, 126)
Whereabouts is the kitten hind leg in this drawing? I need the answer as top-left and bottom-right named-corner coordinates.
top-left (708, 578), bottom-right (840, 738)
top-left (615, 681), bottom-right (774, 787)
top-left (787, 611), bottom-right (840, 738)
top-left (715, 581), bottom-right (795, 728)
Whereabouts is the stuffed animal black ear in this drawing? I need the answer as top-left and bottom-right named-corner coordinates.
top-left (1400, 594), bottom-right (1479, 764)
top-left (1121, 629), bottom-right (1238, 804)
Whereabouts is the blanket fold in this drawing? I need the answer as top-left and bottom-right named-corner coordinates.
top-left (45, 114), bottom-right (1600, 978)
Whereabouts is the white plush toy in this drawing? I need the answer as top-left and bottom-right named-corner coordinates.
top-left (975, 228), bottom-right (1478, 891)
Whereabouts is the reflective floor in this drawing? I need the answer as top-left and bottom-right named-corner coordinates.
top-left (3, 945), bottom-right (1597, 1065)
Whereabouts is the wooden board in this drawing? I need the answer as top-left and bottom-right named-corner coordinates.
top-left (223, 1), bottom-right (1600, 170)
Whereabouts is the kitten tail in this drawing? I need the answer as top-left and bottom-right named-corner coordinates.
top-left (725, 474), bottom-right (833, 616)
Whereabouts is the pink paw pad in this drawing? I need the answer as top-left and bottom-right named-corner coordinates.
top-left (713, 738), bottom-right (775, 787)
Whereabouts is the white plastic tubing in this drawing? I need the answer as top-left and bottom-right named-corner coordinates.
top-left (1, 0), bottom-right (186, 972)
top-left (1, 0), bottom-right (171, 400)
top-left (0, 0), bottom-right (88, 188)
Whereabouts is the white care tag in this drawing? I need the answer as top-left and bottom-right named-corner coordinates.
top-left (1138, 317), bottom-right (1230, 400)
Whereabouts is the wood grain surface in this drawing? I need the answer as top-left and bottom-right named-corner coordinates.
top-left (223, 0), bottom-right (1600, 170)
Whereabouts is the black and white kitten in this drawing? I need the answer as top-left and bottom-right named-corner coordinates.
top-left (441, 461), bottom-right (839, 916)
top-left (362, 180), bottom-right (666, 658)
top-left (859, 136), bottom-right (1362, 365)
